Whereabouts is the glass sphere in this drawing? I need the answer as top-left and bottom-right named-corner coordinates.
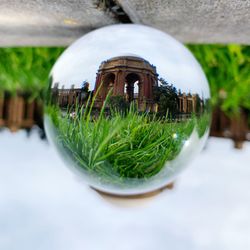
top-left (44, 24), bottom-right (211, 196)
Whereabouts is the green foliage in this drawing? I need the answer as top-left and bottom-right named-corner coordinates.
top-left (188, 44), bottom-right (250, 116)
top-left (196, 112), bottom-right (211, 138)
top-left (0, 47), bottom-right (64, 99)
top-left (47, 100), bottom-right (209, 184)
top-left (153, 78), bottom-right (179, 117)
top-left (107, 95), bottom-right (130, 113)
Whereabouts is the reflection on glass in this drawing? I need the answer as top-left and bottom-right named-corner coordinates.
top-left (45, 25), bottom-right (211, 196)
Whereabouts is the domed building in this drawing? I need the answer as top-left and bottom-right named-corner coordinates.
top-left (94, 56), bottom-right (158, 110)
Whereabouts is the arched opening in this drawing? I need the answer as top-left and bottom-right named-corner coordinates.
top-left (101, 73), bottom-right (115, 100)
top-left (124, 73), bottom-right (141, 103)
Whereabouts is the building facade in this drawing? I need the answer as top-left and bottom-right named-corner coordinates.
top-left (52, 56), bottom-right (203, 115)
top-left (94, 56), bottom-right (158, 110)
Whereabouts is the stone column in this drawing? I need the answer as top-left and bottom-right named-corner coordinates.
top-left (183, 94), bottom-right (187, 113)
top-left (192, 95), bottom-right (197, 112)
top-left (115, 70), bottom-right (125, 96)
top-left (141, 73), bottom-right (150, 111)
top-left (138, 81), bottom-right (142, 103)
top-left (148, 76), bottom-right (153, 100)
top-left (94, 73), bottom-right (102, 94)
top-left (142, 73), bottom-right (149, 98)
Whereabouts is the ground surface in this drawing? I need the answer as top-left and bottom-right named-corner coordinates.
top-left (0, 0), bottom-right (250, 45)
top-left (0, 129), bottom-right (250, 250)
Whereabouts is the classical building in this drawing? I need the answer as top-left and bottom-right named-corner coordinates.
top-left (94, 56), bottom-right (158, 110)
top-left (178, 92), bottom-right (203, 114)
top-left (52, 83), bottom-right (90, 108)
top-left (52, 56), bottom-right (204, 115)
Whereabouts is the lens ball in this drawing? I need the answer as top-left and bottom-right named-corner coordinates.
top-left (44, 24), bottom-right (211, 196)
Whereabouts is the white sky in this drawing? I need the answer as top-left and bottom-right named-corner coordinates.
top-left (51, 24), bottom-right (210, 98)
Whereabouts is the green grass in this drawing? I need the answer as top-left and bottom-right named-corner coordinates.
top-left (188, 44), bottom-right (250, 116)
top-left (0, 47), bottom-right (64, 99)
top-left (196, 112), bottom-right (211, 137)
top-left (47, 96), bottom-right (209, 185)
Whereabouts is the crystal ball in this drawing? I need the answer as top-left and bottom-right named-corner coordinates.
top-left (44, 24), bottom-right (211, 196)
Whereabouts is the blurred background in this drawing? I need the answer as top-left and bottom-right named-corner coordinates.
top-left (1, 45), bottom-right (249, 147)
top-left (0, 1), bottom-right (250, 250)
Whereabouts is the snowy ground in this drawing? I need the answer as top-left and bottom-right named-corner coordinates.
top-left (0, 128), bottom-right (250, 250)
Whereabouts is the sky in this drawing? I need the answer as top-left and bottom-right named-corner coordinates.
top-left (51, 24), bottom-right (210, 98)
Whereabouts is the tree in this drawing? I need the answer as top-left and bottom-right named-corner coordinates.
top-left (153, 77), bottom-right (179, 118)
top-left (80, 80), bottom-right (90, 103)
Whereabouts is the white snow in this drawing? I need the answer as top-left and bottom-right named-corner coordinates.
top-left (0, 128), bottom-right (250, 250)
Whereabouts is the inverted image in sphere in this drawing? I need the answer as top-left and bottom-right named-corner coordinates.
top-left (44, 24), bottom-right (211, 196)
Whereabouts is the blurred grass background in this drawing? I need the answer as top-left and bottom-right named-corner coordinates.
top-left (188, 45), bottom-right (250, 117)
top-left (0, 48), bottom-right (64, 99)
top-left (0, 45), bottom-right (249, 118)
